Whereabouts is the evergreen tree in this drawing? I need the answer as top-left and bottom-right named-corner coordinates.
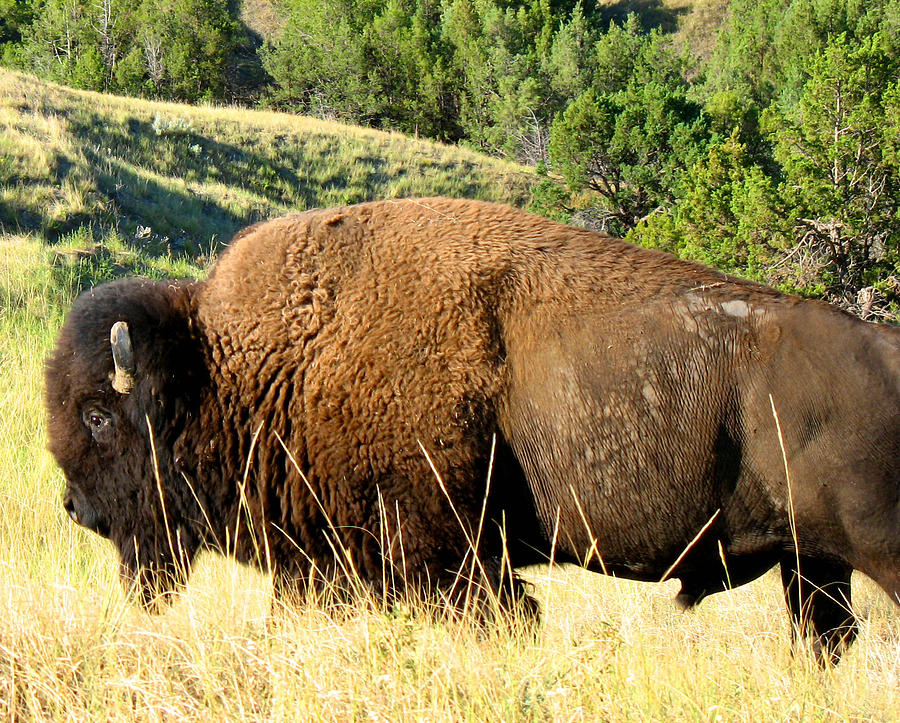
top-left (548, 16), bottom-right (708, 234)
top-left (0, 0), bottom-right (36, 64)
top-left (263, 0), bottom-right (457, 138)
top-left (262, 0), bottom-right (379, 121)
top-left (702, 0), bottom-right (900, 107)
top-left (14, 0), bottom-right (241, 101)
top-left (767, 32), bottom-right (900, 306)
top-left (630, 133), bottom-right (787, 278)
top-left (442, 0), bottom-right (560, 157)
top-left (140, 0), bottom-right (240, 101)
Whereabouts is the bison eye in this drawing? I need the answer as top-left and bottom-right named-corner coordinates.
top-left (82, 408), bottom-right (113, 438)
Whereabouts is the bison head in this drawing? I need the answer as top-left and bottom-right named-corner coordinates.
top-left (45, 279), bottom-right (210, 609)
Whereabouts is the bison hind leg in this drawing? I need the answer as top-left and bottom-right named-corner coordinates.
top-left (780, 555), bottom-right (858, 666)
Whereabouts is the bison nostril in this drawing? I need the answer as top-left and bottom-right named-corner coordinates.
top-left (62, 493), bottom-right (109, 537)
top-left (63, 494), bottom-right (79, 524)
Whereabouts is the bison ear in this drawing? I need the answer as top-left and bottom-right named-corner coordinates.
top-left (110, 321), bottom-right (136, 394)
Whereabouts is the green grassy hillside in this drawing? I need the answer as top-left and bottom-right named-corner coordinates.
top-left (0, 68), bottom-right (535, 284)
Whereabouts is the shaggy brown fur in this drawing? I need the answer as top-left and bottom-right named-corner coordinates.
top-left (46, 198), bottom-right (899, 662)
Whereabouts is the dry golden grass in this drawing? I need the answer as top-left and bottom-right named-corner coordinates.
top-left (1, 235), bottom-right (898, 721)
top-left (2, 549), bottom-right (899, 720)
top-left (239, 0), bottom-right (287, 43)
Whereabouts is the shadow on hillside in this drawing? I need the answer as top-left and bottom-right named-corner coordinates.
top-left (0, 197), bottom-right (44, 234)
top-left (595, 0), bottom-right (689, 34)
top-left (41, 109), bottom-right (328, 291)
top-left (44, 152), bottom-right (265, 292)
top-left (73, 115), bottom-right (320, 211)
top-left (39, 111), bottom-right (329, 274)
top-left (94, 151), bottom-right (262, 244)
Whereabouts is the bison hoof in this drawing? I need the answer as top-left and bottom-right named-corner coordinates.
top-left (675, 584), bottom-right (705, 610)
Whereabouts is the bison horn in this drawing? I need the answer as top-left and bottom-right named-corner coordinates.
top-left (110, 321), bottom-right (136, 394)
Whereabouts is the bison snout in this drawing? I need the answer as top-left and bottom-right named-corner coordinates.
top-left (62, 492), bottom-right (79, 524)
top-left (63, 490), bottom-right (109, 537)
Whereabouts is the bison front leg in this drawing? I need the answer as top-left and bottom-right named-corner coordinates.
top-left (439, 556), bottom-right (540, 628)
top-left (780, 555), bottom-right (857, 666)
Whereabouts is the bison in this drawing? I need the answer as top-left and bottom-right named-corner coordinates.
top-left (46, 198), bottom-right (899, 663)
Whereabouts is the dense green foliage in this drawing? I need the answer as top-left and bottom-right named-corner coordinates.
top-left (3, 0), bottom-right (900, 316)
top-left (3, 0), bottom-right (242, 101)
top-left (548, 16), bottom-right (708, 235)
top-left (652, 0), bottom-right (900, 316)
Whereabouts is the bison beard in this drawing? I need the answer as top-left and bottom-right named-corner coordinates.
top-left (45, 198), bottom-right (900, 665)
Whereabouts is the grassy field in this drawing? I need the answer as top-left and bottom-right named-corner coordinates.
top-left (1, 70), bottom-right (899, 720)
top-left (0, 68), bottom-right (534, 287)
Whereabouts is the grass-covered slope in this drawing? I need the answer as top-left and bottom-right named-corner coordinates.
top-left (0, 68), bottom-right (535, 283)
